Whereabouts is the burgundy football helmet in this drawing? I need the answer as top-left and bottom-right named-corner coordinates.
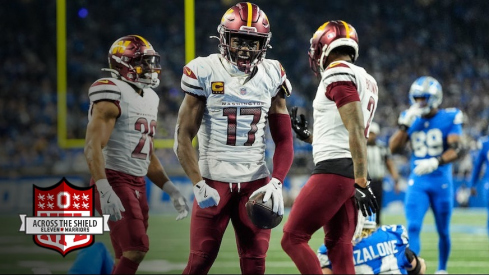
top-left (106, 35), bottom-right (161, 88)
top-left (308, 20), bottom-right (359, 74)
top-left (217, 2), bottom-right (271, 73)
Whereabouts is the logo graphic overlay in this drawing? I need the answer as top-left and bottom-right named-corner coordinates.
top-left (19, 177), bottom-right (109, 256)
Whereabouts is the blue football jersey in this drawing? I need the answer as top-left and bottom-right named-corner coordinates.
top-left (407, 108), bottom-right (463, 178)
top-left (469, 136), bottom-right (489, 187)
top-left (317, 225), bottom-right (412, 274)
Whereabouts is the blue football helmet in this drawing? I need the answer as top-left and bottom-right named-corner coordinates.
top-left (409, 76), bottom-right (443, 110)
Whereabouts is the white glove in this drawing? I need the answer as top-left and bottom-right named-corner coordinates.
top-left (250, 178), bottom-right (284, 216)
top-left (413, 157), bottom-right (439, 175)
top-left (398, 103), bottom-right (424, 127)
top-left (162, 181), bottom-right (189, 220)
top-left (193, 180), bottom-right (220, 208)
top-left (95, 179), bottom-right (125, 221)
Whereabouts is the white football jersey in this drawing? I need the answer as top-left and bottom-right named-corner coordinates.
top-left (88, 78), bottom-right (159, 177)
top-left (312, 61), bottom-right (378, 164)
top-left (180, 54), bottom-right (290, 182)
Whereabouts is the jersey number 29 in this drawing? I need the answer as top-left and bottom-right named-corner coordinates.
top-left (131, 118), bottom-right (156, 160)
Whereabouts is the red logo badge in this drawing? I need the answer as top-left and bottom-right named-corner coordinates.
top-left (19, 178), bottom-right (109, 256)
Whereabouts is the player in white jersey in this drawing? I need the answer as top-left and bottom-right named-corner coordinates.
top-left (174, 3), bottom-right (294, 274)
top-left (84, 35), bottom-right (189, 274)
top-left (282, 20), bottom-right (379, 274)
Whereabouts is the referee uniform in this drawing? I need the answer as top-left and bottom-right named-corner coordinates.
top-left (367, 122), bottom-right (397, 225)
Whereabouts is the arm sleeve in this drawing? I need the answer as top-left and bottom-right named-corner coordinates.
top-left (469, 142), bottom-right (486, 188)
top-left (269, 113), bottom-right (294, 183)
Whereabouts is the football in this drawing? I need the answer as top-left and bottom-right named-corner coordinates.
top-left (245, 192), bottom-right (283, 229)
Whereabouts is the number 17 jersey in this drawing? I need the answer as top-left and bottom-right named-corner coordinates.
top-left (180, 54), bottom-right (290, 182)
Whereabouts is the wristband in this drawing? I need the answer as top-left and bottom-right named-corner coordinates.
top-left (95, 179), bottom-right (111, 194)
top-left (398, 124), bottom-right (409, 131)
top-left (162, 180), bottom-right (178, 195)
top-left (436, 155), bottom-right (446, 165)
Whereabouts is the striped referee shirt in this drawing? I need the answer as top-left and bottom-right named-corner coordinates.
top-left (367, 141), bottom-right (391, 180)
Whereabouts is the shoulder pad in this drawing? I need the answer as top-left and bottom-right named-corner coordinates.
top-left (88, 78), bottom-right (121, 102)
top-left (322, 61), bottom-right (356, 86)
top-left (451, 109), bottom-right (463, 125)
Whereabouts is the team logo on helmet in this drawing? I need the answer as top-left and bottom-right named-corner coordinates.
top-left (105, 35), bottom-right (161, 89)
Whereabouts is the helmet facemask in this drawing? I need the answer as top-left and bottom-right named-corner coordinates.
top-left (352, 213), bottom-right (377, 245)
top-left (219, 28), bottom-right (270, 74)
top-left (109, 53), bottom-right (161, 89)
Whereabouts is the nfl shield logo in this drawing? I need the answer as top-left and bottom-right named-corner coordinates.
top-left (33, 178), bottom-right (94, 256)
top-left (240, 88), bottom-right (247, 95)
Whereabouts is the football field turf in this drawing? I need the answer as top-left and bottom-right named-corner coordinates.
top-left (2, 209), bottom-right (488, 274)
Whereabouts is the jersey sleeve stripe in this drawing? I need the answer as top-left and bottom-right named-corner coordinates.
top-left (89, 90), bottom-right (121, 96)
top-left (183, 91), bottom-right (206, 101)
top-left (89, 90), bottom-right (121, 102)
top-left (324, 72), bottom-right (356, 82)
top-left (182, 80), bottom-right (204, 90)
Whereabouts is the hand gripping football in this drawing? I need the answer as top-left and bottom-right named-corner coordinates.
top-left (245, 192), bottom-right (283, 229)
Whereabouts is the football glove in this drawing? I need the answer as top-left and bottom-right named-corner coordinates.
top-left (95, 179), bottom-right (125, 221)
top-left (290, 106), bottom-right (311, 141)
top-left (413, 157), bottom-right (439, 175)
top-left (398, 103), bottom-right (424, 128)
top-left (162, 181), bottom-right (189, 220)
top-left (193, 180), bottom-right (220, 208)
top-left (250, 177), bottom-right (284, 216)
top-left (354, 182), bottom-right (378, 217)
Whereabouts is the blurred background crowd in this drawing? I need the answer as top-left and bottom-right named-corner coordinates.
top-left (2, 0), bottom-right (489, 186)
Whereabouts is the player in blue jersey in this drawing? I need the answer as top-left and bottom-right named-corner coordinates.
top-left (389, 76), bottom-right (465, 274)
top-left (468, 135), bottom-right (489, 238)
top-left (317, 213), bottom-right (426, 274)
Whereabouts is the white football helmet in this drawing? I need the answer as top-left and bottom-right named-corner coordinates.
top-left (353, 212), bottom-right (377, 244)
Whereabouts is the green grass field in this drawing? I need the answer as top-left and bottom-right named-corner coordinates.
top-left (2, 209), bottom-right (488, 274)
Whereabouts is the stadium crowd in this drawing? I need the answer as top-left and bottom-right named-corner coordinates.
top-left (2, 0), bottom-right (489, 178)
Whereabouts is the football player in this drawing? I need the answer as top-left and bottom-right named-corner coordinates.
top-left (317, 213), bottom-right (427, 274)
top-left (174, 2), bottom-right (294, 274)
top-left (84, 35), bottom-right (189, 274)
top-left (468, 135), bottom-right (489, 238)
top-left (282, 20), bottom-right (379, 274)
top-left (389, 76), bottom-right (465, 274)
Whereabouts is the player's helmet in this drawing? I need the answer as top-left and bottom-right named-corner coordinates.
top-left (409, 76), bottom-right (443, 110)
top-left (217, 2), bottom-right (271, 73)
top-left (353, 212), bottom-right (377, 244)
top-left (106, 35), bottom-right (161, 89)
top-left (308, 20), bottom-right (359, 75)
